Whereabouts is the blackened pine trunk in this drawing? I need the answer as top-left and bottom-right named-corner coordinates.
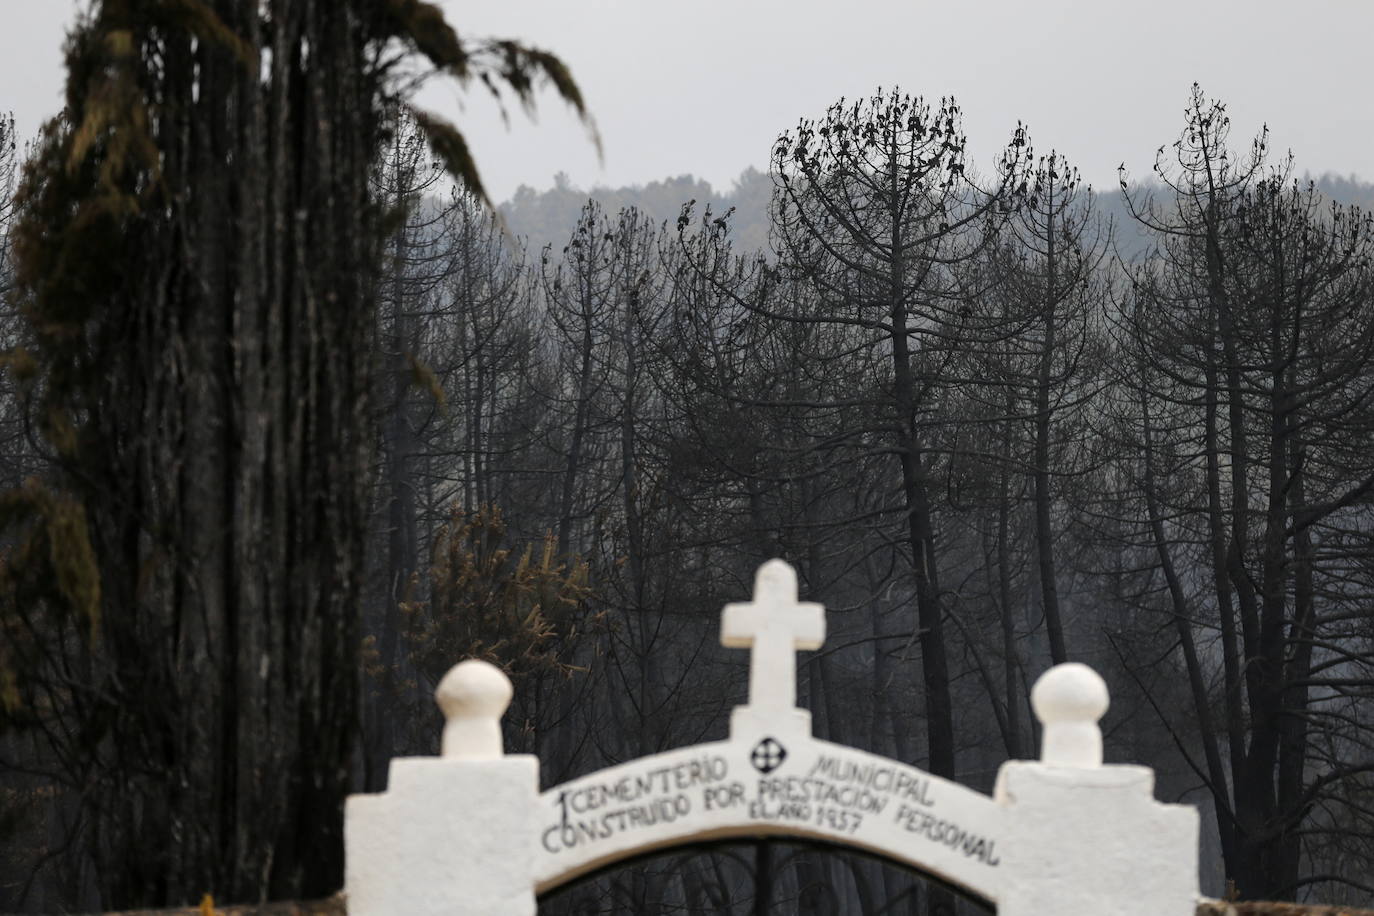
top-left (889, 305), bottom-right (955, 781)
top-left (1276, 431), bottom-right (1314, 896)
top-left (556, 296), bottom-right (598, 553)
top-left (888, 280), bottom-right (958, 916)
top-left (1234, 361), bottom-right (1298, 899)
top-left (996, 455), bottom-right (1023, 760)
top-left (1202, 333), bottom-right (1248, 810)
top-left (1141, 392), bottom-right (1237, 875)
top-left (1032, 198), bottom-right (1066, 665)
top-left (370, 178), bottom-right (420, 791)
top-left (15, 1), bottom-right (386, 906)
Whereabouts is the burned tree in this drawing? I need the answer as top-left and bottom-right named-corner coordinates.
top-left (0, 0), bottom-right (586, 907)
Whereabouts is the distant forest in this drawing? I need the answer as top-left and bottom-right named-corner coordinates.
top-left (6, 69), bottom-right (1374, 916)
top-left (498, 166), bottom-right (1374, 264)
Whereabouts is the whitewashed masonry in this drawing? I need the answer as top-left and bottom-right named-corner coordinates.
top-left (345, 559), bottom-right (1199, 915)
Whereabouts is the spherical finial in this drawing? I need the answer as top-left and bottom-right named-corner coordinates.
top-left (436, 659), bottom-right (513, 718)
top-left (1031, 662), bottom-right (1109, 768)
top-left (435, 659), bottom-right (512, 760)
top-left (1032, 662), bottom-right (1109, 725)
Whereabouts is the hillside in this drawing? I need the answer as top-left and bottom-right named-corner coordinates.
top-left (498, 168), bottom-right (772, 258)
top-left (498, 169), bottom-right (1374, 264)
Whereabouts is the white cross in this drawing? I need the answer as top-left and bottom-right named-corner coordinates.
top-left (721, 559), bottom-right (826, 715)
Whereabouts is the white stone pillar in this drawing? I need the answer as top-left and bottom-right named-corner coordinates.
top-left (346, 660), bottom-right (540, 916)
top-left (994, 663), bottom-right (1200, 916)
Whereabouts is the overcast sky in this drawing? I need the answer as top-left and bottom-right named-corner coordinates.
top-left (3, 1), bottom-right (1370, 202)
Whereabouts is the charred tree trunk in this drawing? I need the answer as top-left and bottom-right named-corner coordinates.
top-left (12, 1), bottom-right (426, 906)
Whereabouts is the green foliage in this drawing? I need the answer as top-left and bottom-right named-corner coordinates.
top-left (400, 504), bottom-right (594, 685)
top-left (404, 350), bottom-right (447, 414)
top-left (412, 110), bottom-right (492, 209)
top-left (383, 0), bottom-right (464, 74)
top-left (0, 480), bottom-right (99, 719)
top-left (483, 41), bottom-right (589, 122)
top-left (9, 0), bottom-right (256, 466)
top-left (380, 1), bottom-right (591, 127)
top-left (382, 1), bottom-right (596, 210)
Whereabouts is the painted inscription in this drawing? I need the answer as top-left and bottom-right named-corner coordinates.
top-left (749, 750), bottom-right (932, 832)
top-left (543, 755), bottom-right (729, 853)
top-left (539, 739), bottom-right (1000, 868)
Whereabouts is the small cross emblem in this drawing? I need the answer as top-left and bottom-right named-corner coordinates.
top-left (751, 737), bottom-right (788, 774)
top-left (722, 559), bottom-right (826, 715)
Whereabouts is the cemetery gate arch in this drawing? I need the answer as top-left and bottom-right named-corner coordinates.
top-left (345, 560), bottom-right (1200, 916)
